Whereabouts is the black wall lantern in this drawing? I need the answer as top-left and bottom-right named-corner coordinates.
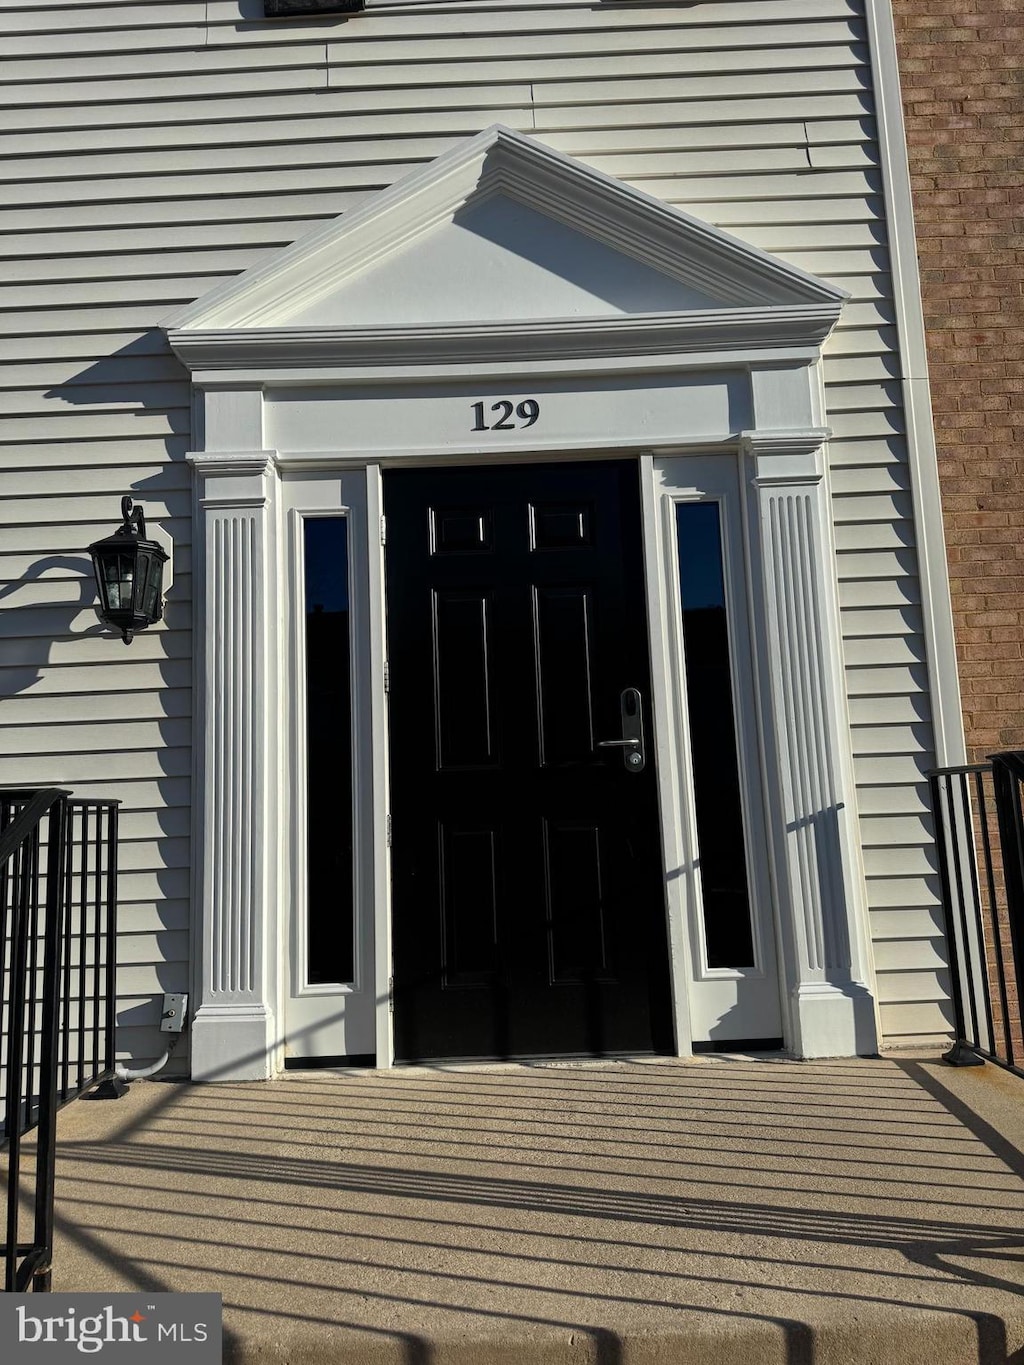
top-left (264, 1), bottom-right (365, 15)
top-left (89, 496), bottom-right (169, 645)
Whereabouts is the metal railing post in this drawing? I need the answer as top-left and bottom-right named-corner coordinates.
top-left (929, 772), bottom-right (982, 1066)
top-left (104, 805), bottom-right (119, 1078)
top-left (31, 797), bottom-right (69, 1293)
top-left (4, 835), bottom-right (32, 1292)
top-left (992, 753), bottom-right (1024, 1063)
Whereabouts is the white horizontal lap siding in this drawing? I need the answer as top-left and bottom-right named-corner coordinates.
top-left (1, 0), bottom-right (942, 1061)
top-left (825, 353), bottom-right (946, 1030)
top-left (828, 369), bottom-right (948, 1044)
top-left (2, 21), bottom-right (197, 1069)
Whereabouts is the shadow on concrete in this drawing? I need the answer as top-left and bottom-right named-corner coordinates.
top-left (33, 1055), bottom-right (1024, 1364)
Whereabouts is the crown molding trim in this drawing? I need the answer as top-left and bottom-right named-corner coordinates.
top-left (186, 450), bottom-right (279, 475)
top-left (167, 304), bottom-right (842, 377)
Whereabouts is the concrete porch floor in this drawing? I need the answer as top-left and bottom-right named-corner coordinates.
top-left (35, 1051), bottom-right (1024, 1364)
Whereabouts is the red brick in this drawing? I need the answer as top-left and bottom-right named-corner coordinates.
top-left (895, 1), bottom-right (1024, 751)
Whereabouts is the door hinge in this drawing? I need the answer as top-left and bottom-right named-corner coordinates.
top-left (379, 515), bottom-right (387, 546)
top-left (388, 975), bottom-right (395, 1013)
top-left (383, 659), bottom-right (390, 693)
top-left (386, 812), bottom-right (392, 847)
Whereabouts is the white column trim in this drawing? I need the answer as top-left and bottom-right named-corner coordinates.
top-left (741, 429), bottom-right (879, 1058)
top-left (188, 447), bottom-right (281, 1080)
top-left (639, 454), bottom-right (694, 1056)
top-left (366, 464), bottom-right (394, 1068)
top-left (864, 0), bottom-right (966, 768)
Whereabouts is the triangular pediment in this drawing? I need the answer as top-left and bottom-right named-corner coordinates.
top-left (290, 193), bottom-right (720, 326)
top-left (164, 125), bottom-right (845, 363)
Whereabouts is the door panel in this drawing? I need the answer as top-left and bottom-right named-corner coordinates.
top-left (433, 590), bottom-right (496, 768)
top-left (533, 585), bottom-right (596, 764)
top-left (440, 823), bottom-right (499, 985)
top-left (543, 819), bottom-right (609, 981)
top-left (385, 459), bottom-right (673, 1062)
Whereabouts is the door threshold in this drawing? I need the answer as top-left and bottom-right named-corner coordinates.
top-left (691, 1037), bottom-right (785, 1054)
top-left (283, 1053), bottom-right (376, 1071)
top-left (393, 1051), bottom-right (667, 1071)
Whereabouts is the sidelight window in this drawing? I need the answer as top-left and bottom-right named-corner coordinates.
top-left (302, 516), bottom-right (355, 985)
top-left (674, 501), bottom-right (757, 971)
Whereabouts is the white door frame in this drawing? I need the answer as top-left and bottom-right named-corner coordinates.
top-left (644, 452), bottom-right (784, 1049)
top-left (278, 470), bottom-right (377, 1063)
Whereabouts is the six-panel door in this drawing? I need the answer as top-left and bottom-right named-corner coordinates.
top-left (384, 460), bottom-right (674, 1062)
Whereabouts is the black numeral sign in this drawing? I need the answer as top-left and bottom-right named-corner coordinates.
top-left (471, 399), bottom-right (541, 432)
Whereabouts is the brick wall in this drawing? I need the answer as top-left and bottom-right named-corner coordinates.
top-left (892, 0), bottom-right (1024, 763)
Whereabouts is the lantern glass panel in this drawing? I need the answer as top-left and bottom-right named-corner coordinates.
top-left (132, 551), bottom-right (149, 614)
top-left (141, 553), bottom-right (164, 619)
top-left (103, 553), bottom-right (135, 611)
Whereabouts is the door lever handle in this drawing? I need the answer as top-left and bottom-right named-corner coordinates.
top-left (597, 688), bottom-right (645, 772)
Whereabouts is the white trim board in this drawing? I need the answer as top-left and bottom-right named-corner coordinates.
top-left (864, 0), bottom-right (965, 769)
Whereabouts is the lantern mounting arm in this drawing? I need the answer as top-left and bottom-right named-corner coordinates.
top-left (121, 495), bottom-right (147, 539)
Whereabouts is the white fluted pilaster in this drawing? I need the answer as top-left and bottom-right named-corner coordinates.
top-left (744, 430), bottom-right (878, 1058)
top-left (188, 450), bottom-right (279, 1079)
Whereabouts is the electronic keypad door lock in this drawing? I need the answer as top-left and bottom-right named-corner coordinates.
top-left (597, 687), bottom-right (646, 772)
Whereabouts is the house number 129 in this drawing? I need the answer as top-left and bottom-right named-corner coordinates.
top-left (471, 399), bottom-right (541, 432)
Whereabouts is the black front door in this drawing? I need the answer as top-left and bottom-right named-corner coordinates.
top-left (385, 460), bottom-right (672, 1062)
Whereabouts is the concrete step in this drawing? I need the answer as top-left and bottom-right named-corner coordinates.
top-left (31, 1052), bottom-right (1024, 1364)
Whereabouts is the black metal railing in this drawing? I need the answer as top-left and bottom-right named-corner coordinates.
top-left (929, 752), bottom-right (1024, 1077)
top-left (1, 789), bottom-right (120, 1292)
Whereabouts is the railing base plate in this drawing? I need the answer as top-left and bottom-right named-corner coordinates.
top-left (943, 1041), bottom-right (986, 1067)
top-left (91, 1076), bottom-right (129, 1099)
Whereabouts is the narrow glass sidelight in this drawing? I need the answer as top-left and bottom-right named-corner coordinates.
top-left (303, 517), bottom-right (355, 985)
top-left (675, 502), bottom-right (756, 971)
